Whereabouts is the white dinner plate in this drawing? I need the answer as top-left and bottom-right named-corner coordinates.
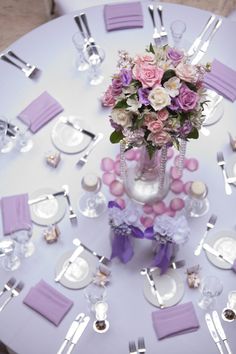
top-left (205, 230), bottom-right (236, 269)
top-left (29, 188), bottom-right (66, 226)
top-left (51, 115), bottom-right (91, 154)
top-left (226, 154), bottom-right (236, 186)
top-left (143, 268), bottom-right (184, 308)
top-left (55, 249), bottom-right (97, 289)
top-left (202, 90), bottom-right (224, 127)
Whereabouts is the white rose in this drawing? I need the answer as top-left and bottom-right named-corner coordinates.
top-left (148, 86), bottom-right (171, 111)
top-left (175, 62), bottom-right (198, 83)
top-left (111, 109), bottom-right (132, 127)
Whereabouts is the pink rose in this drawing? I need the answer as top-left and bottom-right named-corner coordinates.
top-left (157, 108), bottom-right (169, 121)
top-left (132, 63), bottom-right (164, 89)
top-left (134, 53), bottom-right (156, 65)
top-left (148, 131), bottom-right (171, 145)
top-left (147, 119), bottom-right (163, 133)
top-left (101, 85), bottom-right (116, 107)
top-left (175, 84), bottom-right (199, 112)
top-left (144, 112), bottom-right (158, 125)
top-left (175, 62), bottom-right (198, 83)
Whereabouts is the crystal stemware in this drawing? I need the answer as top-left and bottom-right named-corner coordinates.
top-left (12, 225), bottom-right (35, 258)
top-left (0, 117), bottom-right (14, 153)
top-left (198, 275), bottom-right (223, 310)
top-left (0, 238), bottom-right (21, 271)
top-left (72, 32), bottom-right (89, 71)
top-left (15, 125), bottom-right (34, 153)
top-left (83, 45), bottom-right (105, 85)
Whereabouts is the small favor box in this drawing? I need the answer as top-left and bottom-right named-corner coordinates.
top-left (45, 150), bottom-right (61, 168)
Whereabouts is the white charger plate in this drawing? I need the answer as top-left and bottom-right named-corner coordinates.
top-left (29, 188), bottom-right (66, 226)
top-left (143, 268), bottom-right (184, 308)
top-left (202, 90), bottom-right (224, 127)
top-left (226, 154), bottom-right (236, 186)
top-left (55, 249), bottom-right (97, 289)
top-left (205, 230), bottom-right (236, 269)
top-left (51, 115), bottom-right (91, 154)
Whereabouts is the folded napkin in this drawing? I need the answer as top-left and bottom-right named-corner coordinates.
top-left (152, 302), bottom-right (200, 340)
top-left (17, 91), bottom-right (64, 133)
top-left (23, 280), bottom-right (73, 326)
top-left (1, 193), bottom-right (32, 235)
top-left (104, 2), bottom-right (143, 32)
top-left (204, 59), bottom-right (236, 102)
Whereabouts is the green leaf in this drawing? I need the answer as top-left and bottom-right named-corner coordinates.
top-left (185, 82), bottom-right (197, 92)
top-left (161, 70), bottom-right (176, 84)
top-left (147, 43), bottom-right (155, 54)
top-left (187, 127), bottom-right (199, 139)
top-left (114, 100), bottom-right (129, 109)
top-left (110, 130), bottom-right (124, 144)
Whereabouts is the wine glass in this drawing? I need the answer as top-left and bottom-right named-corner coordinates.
top-left (0, 117), bottom-right (14, 153)
top-left (198, 275), bottom-right (223, 310)
top-left (15, 125), bottom-right (34, 153)
top-left (170, 20), bottom-right (186, 48)
top-left (83, 45), bottom-right (105, 85)
top-left (12, 225), bottom-right (35, 258)
top-left (0, 238), bottom-right (21, 271)
top-left (72, 32), bottom-right (89, 71)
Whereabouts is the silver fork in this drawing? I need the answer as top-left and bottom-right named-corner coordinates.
top-left (0, 281), bottom-right (24, 312)
top-left (138, 337), bottom-right (146, 354)
top-left (194, 214), bottom-right (217, 256)
top-left (140, 268), bottom-right (164, 308)
top-left (76, 133), bottom-right (103, 168)
top-left (0, 277), bottom-right (16, 297)
top-left (129, 341), bottom-right (137, 354)
top-left (217, 151), bottom-right (232, 195)
top-left (62, 185), bottom-right (78, 225)
top-left (73, 238), bottom-right (111, 265)
top-left (148, 5), bottom-right (162, 47)
top-left (0, 54), bottom-right (38, 78)
top-left (157, 6), bottom-right (168, 46)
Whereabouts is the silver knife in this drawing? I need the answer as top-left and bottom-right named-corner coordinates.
top-left (54, 245), bottom-right (84, 282)
top-left (191, 18), bottom-right (222, 65)
top-left (66, 315), bottom-right (90, 354)
top-left (203, 243), bottom-right (236, 270)
top-left (187, 15), bottom-right (215, 56)
top-left (205, 313), bottom-right (224, 354)
top-left (57, 313), bottom-right (85, 354)
top-left (28, 190), bottom-right (65, 205)
top-left (212, 310), bottom-right (233, 354)
top-left (59, 116), bottom-right (95, 139)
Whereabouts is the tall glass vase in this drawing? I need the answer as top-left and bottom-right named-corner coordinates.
top-left (122, 145), bottom-right (169, 204)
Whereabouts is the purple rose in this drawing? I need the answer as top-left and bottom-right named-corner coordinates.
top-left (138, 87), bottom-right (150, 105)
top-left (121, 69), bottom-right (132, 86)
top-left (179, 120), bottom-right (192, 137)
top-left (168, 97), bottom-right (180, 111)
top-left (167, 48), bottom-right (184, 65)
top-left (175, 84), bottom-right (199, 112)
top-left (111, 77), bottom-right (123, 96)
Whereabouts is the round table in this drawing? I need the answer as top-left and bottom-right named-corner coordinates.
top-left (0, 2), bottom-right (236, 353)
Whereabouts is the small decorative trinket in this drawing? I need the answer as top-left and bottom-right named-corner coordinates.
top-left (45, 150), bottom-right (61, 168)
top-left (186, 265), bottom-right (201, 288)
top-left (43, 224), bottom-right (60, 244)
top-left (93, 264), bottom-right (111, 287)
top-left (228, 132), bottom-right (236, 152)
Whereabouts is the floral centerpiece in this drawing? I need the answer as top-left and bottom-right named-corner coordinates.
top-left (102, 44), bottom-right (208, 154)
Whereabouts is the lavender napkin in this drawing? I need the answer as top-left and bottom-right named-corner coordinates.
top-left (104, 2), bottom-right (143, 32)
top-left (0, 194), bottom-right (32, 235)
top-left (17, 91), bottom-right (63, 133)
top-left (152, 302), bottom-right (200, 340)
top-left (204, 59), bottom-right (236, 102)
top-left (23, 280), bottom-right (73, 326)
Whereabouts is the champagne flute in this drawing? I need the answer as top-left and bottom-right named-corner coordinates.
top-left (83, 45), bottom-right (105, 85)
top-left (12, 224), bottom-right (35, 258)
top-left (0, 238), bottom-right (21, 271)
top-left (15, 124), bottom-right (34, 153)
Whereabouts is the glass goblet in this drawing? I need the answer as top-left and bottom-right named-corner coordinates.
top-left (12, 226), bottom-right (35, 258)
top-left (0, 238), bottom-right (21, 271)
top-left (83, 45), bottom-right (105, 85)
top-left (170, 20), bottom-right (186, 48)
top-left (15, 125), bottom-right (34, 153)
top-left (72, 32), bottom-right (89, 72)
top-left (198, 275), bottom-right (223, 310)
top-left (0, 117), bottom-right (14, 153)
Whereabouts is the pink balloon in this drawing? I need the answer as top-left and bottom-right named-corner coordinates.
top-left (114, 160), bottom-right (121, 176)
top-left (140, 215), bottom-right (154, 228)
top-left (170, 180), bottom-right (184, 194)
top-left (102, 172), bottom-right (116, 186)
top-left (169, 198), bottom-right (185, 211)
top-left (101, 157), bottom-right (115, 172)
top-left (186, 158), bottom-right (199, 171)
top-left (183, 181), bottom-right (193, 195)
top-left (115, 198), bottom-right (126, 209)
top-left (143, 204), bottom-right (154, 214)
top-left (153, 201), bottom-right (166, 215)
top-left (167, 147), bottom-right (174, 159)
top-left (170, 166), bottom-right (182, 180)
top-left (109, 180), bottom-right (124, 197)
top-left (125, 149), bottom-right (136, 161)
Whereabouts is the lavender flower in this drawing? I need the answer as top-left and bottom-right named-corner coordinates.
top-left (121, 69), bottom-right (132, 86)
top-left (138, 88), bottom-right (150, 105)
